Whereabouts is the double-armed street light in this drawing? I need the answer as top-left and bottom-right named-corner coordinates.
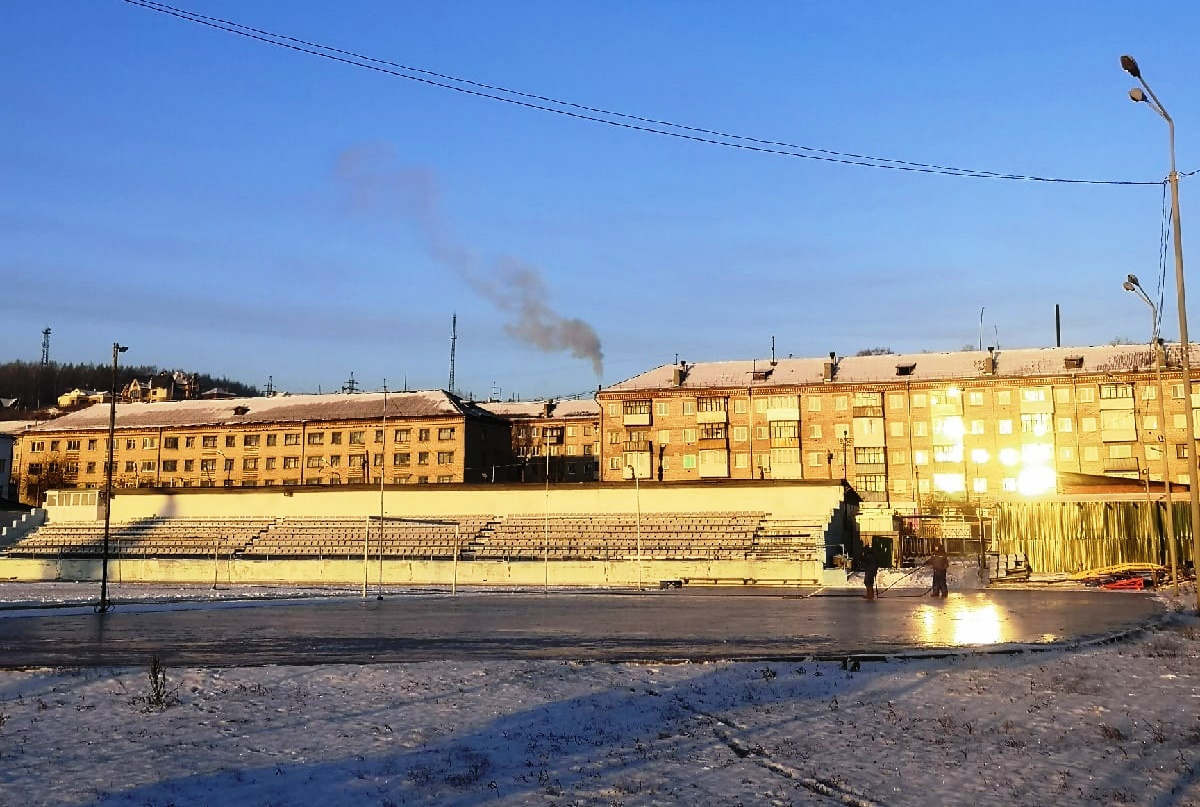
top-left (1124, 274), bottom-right (1180, 593)
top-left (1122, 55), bottom-right (1199, 609)
top-left (98, 342), bottom-right (129, 614)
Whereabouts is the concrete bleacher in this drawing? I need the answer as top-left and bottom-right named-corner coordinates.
top-left (242, 515), bottom-right (495, 560)
top-left (4, 510), bottom-right (830, 566)
top-left (476, 511), bottom-right (769, 561)
top-left (6, 517), bottom-right (272, 557)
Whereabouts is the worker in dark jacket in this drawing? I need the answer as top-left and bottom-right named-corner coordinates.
top-left (857, 542), bottom-right (879, 600)
top-left (929, 543), bottom-right (950, 597)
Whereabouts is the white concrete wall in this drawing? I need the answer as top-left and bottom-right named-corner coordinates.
top-left (0, 556), bottom-right (825, 588)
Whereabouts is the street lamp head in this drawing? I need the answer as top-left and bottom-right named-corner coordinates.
top-left (1127, 273), bottom-right (1140, 286)
top-left (1129, 87), bottom-right (1147, 103)
top-left (1123, 281), bottom-right (1136, 292)
top-left (1120, 54), bottom-right (1141, 78)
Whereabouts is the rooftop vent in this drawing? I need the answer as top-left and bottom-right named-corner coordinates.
top-left (232, 405), bottom-right (250, 416)
top-left (895, 363), bottom-right (916, 377)
top-left (1064, 355), bottom-right (1084, 370)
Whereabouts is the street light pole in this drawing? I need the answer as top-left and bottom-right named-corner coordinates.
top-left (1124, 275), bottom-right (1180, 593)
top-left (98, 342), bottom-right (128, 614)
top-left (627, 464), bottom-right (642, 590)
top-left (1122, 55), bottom-right (1198, 608)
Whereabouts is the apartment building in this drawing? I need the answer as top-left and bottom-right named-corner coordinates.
top-left (597, 344), bottom-right (1198, 512)
top-left (16, 390), bottom-right (511, 504)
top-left (479, 399), bottom-right (601, 482)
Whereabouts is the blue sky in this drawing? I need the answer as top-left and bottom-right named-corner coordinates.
top-left (4, 1), bottom-right (1199, 400)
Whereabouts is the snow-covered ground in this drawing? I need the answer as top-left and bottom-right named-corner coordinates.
top-left (0, 575), bottom-right (1197, 807)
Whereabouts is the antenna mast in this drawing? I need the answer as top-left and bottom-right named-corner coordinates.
top-left (448, 313), bottom-right (457, 394)
top-left (39, 327), bottom-right (51, 408)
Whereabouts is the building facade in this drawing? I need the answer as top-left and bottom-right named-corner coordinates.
top-left (16, 391), bottom-right (511, 504)
top-left (597, 344), bottom-right (1198, 513)
top-left (479, 399), bottom-right (601, 482)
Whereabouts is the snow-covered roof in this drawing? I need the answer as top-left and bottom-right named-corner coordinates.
top-left (24, 391), bottom-right (499, 434)
top-left (479, 400), bottom-right (599, 420)
top-left (605, 344), bottom-right (1198, 392)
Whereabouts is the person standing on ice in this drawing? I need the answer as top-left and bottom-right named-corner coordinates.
top-left (856, 541), bottom-right (879, 600)
top-left (929, 543), bottom-right (950, 597)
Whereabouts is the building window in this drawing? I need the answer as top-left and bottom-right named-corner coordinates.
top-left (807, 397), bottom-right (822, 412)
top-left (890, 450), bottom-right (908, 465)
top-left (856, 474), bottom-right (886, 492)
top-left (835, 396), bottom-right (848, 411)
top-left (66, 439), bottom-right (81, 451)
top-left (200, 459), bottom-right (217, 472)
top-left (265, 458), bottom-right (276, 470)
top-left (184, 460), bottom-right (194, 471)
top-left (1100, 384), bottom-right (1132, 400)
top-left (609, 457), bottom-right (621, 470)
top-left (394, 429), bottom-right (410, 443)
top-left (394, 453), bottom-right (411, 467)
top-left (658, 429), bottom-right (671, 445)
top-left (307, 433), bottom-right (324, 445)
top-left (438, 427), bottom-right (455, 440)
top-left (912, 422), bottom-right (928, 437)
top-left (855, 446), bottom-right (885, 464)
top-left (125, 439), bottom-right (136, 450)
top-left (124, 461), bottom-right (136, 472)
top-left (734, 426), bottom-right (748, 442)
top-left (266, 434), bottom-right (277, 447)
top-left (373, 453), bottom-right (384, 467)
top-left (306, 456), bottom-right (324, 468)
top-left (437, 451), bottom-right (454, 464)
top-left (655, 402), bottom-right (669, 416)
top-left (284, 433), bottom-right (301, 446)
top-left (224, 459), bottom-right (234, 472)
top-left (698, 397), bottom-right (727, 413)
top-left (418, 452), bottom-right (429, 465)
top-left (683, 428), bottom-right (697, 443)
top-left (242, 434), bottom-right (259, 447)
top-left (701, 423), bottom-right (727, 440)
top-left (418, 428), bottom-right (431, 441)
top-left (1020, 413), bottom-right (1052, 434)
top-left (184, 436), bottom-right (196, 448)
top-left (161, 437), bottom-right (177, 450)
top-left (88, 439), bottom-right (98, 451)
top-left (998, 420), bottom-right (1013, 435)
top-left (330, 431), bottom-right (343, 444)
top-left (283, 457), bottom-right (300, 469)
top-left (734, 399), bottom-right (748, 414)
top-left (913, 450), bottom-right (929, 465)
top-left (221, 435), bottom-right (232, 448)
top-left (682, 454), bottom-right (697, 469)
top-left (1172, 384), bottom-right (1186, 399)
top-left (911, 394), bottom-right (927, 408)
top-left (86, 462), bottom-right (96, 473)
top-left (1177, 444), bottom-right (1189, 459)
top-left (969, 420), bottom-right (984, 435)
top-left (1055, 388), bottom-right (1071, 403)
top-left (243, 458), bottom-right (258, 470)
top-left (968, 391), bottom-right (984, 406)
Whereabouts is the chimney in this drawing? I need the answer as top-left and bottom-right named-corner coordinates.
top-left (671, 360), bottom-right (688, 387)
top-left (983, 346), bottom-right (996, 375)
top-left (822, 351), bottom-right (837, 383)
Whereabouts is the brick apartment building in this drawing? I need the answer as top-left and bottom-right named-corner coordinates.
top-left (597, 344), bottom-right (1197, 514)
top-left (16, 391), bottom-right (510, 503)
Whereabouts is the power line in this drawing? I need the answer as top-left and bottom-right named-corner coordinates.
top-left (119, 0), bottom-right (1168, 186)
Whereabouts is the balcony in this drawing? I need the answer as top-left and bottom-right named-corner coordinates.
top-left (1102, 456), bottom-right (1140, 473)
top-left (852, 406), bottom-right (883, 418)
top-left (622, 413), bottom-right (651, 427)
top-left (622, 440), bottom-right (651, 453)
top-left (769, 437), bottom-right (800, 449)
top-left (766, 407), bottom-right (800, 422)
top-left (696, 409), bottom-right (727, 424)
top-left (698, 437), bottom-right (728, 449)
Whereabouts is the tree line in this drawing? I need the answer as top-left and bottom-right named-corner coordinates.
top-left (0, 360), bottom-right (259, 419)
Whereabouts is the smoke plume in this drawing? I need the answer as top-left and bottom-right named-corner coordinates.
top-left (333, 143), bottom-right (604, 376)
